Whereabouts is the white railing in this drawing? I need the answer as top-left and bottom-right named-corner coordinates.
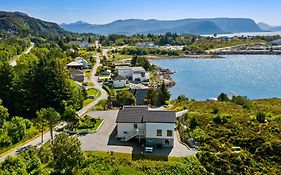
top-left (122, 129), bottom-right (145, 141)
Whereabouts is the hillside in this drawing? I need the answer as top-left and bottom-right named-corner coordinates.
top-left (257, 22), bottom-right (281, 32)
top-left (0, 11), bottom-right (67, 36)
top-left (61, 18), bottom-right (263, 35)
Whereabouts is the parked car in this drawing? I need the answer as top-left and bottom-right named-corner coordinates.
top-left (16, 145), bottom-right (31, 153)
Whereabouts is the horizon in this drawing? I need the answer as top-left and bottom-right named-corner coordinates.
top-left (1, 0), bottom-right (281, 26)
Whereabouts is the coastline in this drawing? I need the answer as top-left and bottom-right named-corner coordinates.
top-left (147, 54), bottom-right (224, 60)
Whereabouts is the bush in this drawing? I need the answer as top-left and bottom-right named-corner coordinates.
top-left (256, 112), bottom-right (266, 123)
top-left (24, 119), bottom-right (32, 129)
top-left (213, 114), bottom-right (228, 124)
top-left (218, 93), bottom-right (229, 102)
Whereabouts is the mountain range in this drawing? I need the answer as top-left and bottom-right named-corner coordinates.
top-left (0, 11), bottom-right (66, 36)
top-left (1, 11), bottom-right (281, 36)
top-left (257, 22), bottom-right (281, 32)
top-left (61, 18), bottom-right (264, 35)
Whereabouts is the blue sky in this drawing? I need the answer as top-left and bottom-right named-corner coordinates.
top-left (1, 0), bottom-right (281, 25)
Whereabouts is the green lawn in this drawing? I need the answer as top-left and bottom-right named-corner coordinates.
top-left (82, 99), bottom-right (94, 107)
top-left (84, 71), bottom-right (91, 79)
top-left (94, 99), bottom-right (108, 110)
top-left (87, 88), bottom-right (101, 97)
top-left (76, 119), bottom-right (103, 133)
top-left (110, 53), bottom-right (132, 61)
top-left (113, 87), bottom-right (129, 91)
top-left (86, 82), bottom-right (94, 86)
top-left (82, 88), bottom-right (101, 107)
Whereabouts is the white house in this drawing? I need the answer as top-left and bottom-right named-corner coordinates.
top-left (112, 75), bottom-right (127, 88)
top-left (75, 57), bottom-right (90, 68)
top-left (116, 66), bottom-right (149, 82)
top-left (116, 106), bottom-right (176, 148)
top-left (135, 42), bottom-right (157, 48)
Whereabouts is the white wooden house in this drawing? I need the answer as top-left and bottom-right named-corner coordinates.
top-left (116, 66), bottom-right (149, 82)
top-left (116, 106), bottom-right (176, 148)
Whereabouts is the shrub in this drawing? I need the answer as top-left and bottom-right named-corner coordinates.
top-left (256, 112), bottom-right (266, 123)
top-left (218, 93), bottom-right (229, 101)
top-left (213, 114), bottom-right (228, 124)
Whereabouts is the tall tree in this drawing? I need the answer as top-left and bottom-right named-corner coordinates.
top-left (115, 91), bottom-right (136, 106)
top-left (36, 108), bottom-right (60, 141)
top-left (35, 109), bottom-right (48, 143)
top-left (157, 82), bottom-right (171, 106)
top-left (0, 99), bottom-right (9, 129)
top-left (52, 133), bottom-right (84, 174)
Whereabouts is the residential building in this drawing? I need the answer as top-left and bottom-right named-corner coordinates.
top-left (271, 39), bottom-right (281, 46)
top-left (112, 75), bottom-right (127, 88)
top-left (69, 69), bottom-right (84, 82)
top-left (135, 42), bottom-right (157, 48)
top-left (75, 57), bottom-right (90, 68)
top-left (116, 66), bottom-right (149, 82)
top-left (116, 106), bottom-right (176, 148)
top-left (66, 61), bottom-right (83, 69)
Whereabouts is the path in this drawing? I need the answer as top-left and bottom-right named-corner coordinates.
top-left (9, 42), bottom-right (34, 67)
top-left (0, 123), bottom-right (66, 162)
top-left (77, 52), bottom-right (108, 117)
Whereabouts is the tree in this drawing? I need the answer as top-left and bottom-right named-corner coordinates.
top-left (51, 133), bottom-right (84, 173)
top-left (63, 105), bottom-right (79, 130)
top-left (189, 116), bottom-right (199, 131)
top-left (217, 93), bottom-right (229, 102)
top-left (0, 156), bottom-right (28, 175)
top-left (35, 109), bottom-right (48, 143)
top-left (157, 82), bottom-right (170, 106)
top-left (0, 63), bottom-right (15, 116)
top-left (36, 108), bottom-right (60, 141)
top-left (7, 117), bottom-right (26, 143)
top-left (115, 91), bottom-right (136, 106)
top-left (176, 95), bottom-right (189, 102)
top-left (0, 99), bottom-right (9, 129)
top-left (145, 88), bottom-right (158, 106)
top-left (256, 112), bottom-right (266, 123)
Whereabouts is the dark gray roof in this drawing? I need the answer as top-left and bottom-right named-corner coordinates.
top-left (112, 75), bottom-right (127, 81)
top-left (116, 106), bottom-right (176, 123)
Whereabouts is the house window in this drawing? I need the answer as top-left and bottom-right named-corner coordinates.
top-left (123, 131), bottom-right (128, 134)
top-left (134, 124), bottom-right (138, 129)
top-left (157, 129), bottom-right (162, 136)
top-left (167, 130), bottom-right (173, 137)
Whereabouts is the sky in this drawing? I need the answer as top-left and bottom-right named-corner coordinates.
top-left (1, 0), bottom-right (281, 26)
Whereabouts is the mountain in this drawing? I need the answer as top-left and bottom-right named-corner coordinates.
top-left (61, 18), bottom-right (263, 35)
top-left (258, 22), bottom-right (272, 31)
top-left (0, 11), bottom-right (67, 36)
top-left (271, 26), bottom-right (281, 32)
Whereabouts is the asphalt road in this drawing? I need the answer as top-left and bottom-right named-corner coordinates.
top-left (77, 52), bottom-right (108, 117)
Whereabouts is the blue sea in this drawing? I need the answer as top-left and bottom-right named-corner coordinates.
top-left (151, 55), bottom-right (281, 100)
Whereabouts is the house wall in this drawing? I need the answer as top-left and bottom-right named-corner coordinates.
top-left (117, 69), bottom-right (132, 78)
top-left (113, 80), bottom-right (126, 88)
top-left (145, 123), bottom-right (175, 139)
top-left (117, 123), bottom-right (145, 138)
top-left (145, 123), bottom-right (175, 147)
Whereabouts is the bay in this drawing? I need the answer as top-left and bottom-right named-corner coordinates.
top-left (151, 55), bottom-right (281, 100)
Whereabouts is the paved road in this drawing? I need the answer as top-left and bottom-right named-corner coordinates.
top-left (9, 42), bottom-right (34, 67)
top-left (0, 128), bottom-right (62, 162)
top-left (77, 52), bottom-right (108, 117)
top-left (79, 110), bottom-right (197, 157)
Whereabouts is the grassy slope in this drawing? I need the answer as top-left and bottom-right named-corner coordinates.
top-left (172, 98), bottom-right (281, 174)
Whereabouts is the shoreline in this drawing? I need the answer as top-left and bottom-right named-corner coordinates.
top-left (147, 54), bottom-right (224, 60)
